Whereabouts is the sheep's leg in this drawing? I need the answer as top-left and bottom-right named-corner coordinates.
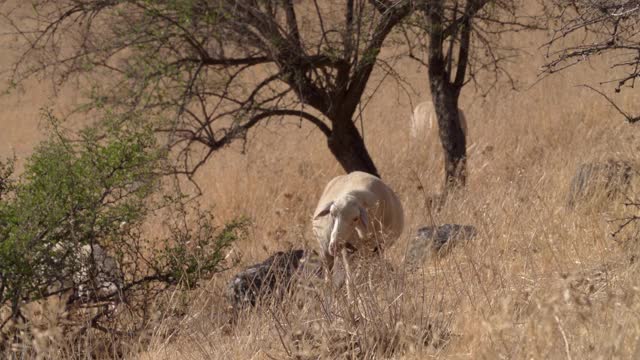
top-left (323, 254), bottom-right (334, 284)
top-left (341, 247), bottom-right (353, 303)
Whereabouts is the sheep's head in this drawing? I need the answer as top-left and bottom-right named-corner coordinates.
top-left (314, 195), bottom-right (368, 257)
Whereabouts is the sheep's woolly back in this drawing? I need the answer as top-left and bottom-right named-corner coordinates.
top-left (410, 100), bottom-right (468, 138)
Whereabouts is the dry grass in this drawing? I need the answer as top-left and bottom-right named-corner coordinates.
top-left (3, 2), bottom-right (640, 358)
top-left (121, 52), bottom-right (640, 358)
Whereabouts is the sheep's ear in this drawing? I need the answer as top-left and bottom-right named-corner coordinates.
top-left (314, 202), bottom-right (333, 219)
top-left (359, 206), bottom-right (369, 228)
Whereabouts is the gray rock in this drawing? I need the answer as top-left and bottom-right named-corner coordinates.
top-left (567, 160), bottom-right (637, 209)
top-left (227, 249), bottom-right (322, 311)
top-left (405, 224), bottom-right (477, 268)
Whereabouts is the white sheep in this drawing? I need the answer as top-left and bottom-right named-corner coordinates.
top-left (312, 171), bottom-right (404, 292)
top-left (410, 100), bottom-right (468, 139)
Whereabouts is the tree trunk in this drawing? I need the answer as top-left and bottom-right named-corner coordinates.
top-left (327, 118), bottom-right (380, 178)
top-left (431, 86), bottom-right (467, 189)
top-left (426, 0), bottom-right (468, 193)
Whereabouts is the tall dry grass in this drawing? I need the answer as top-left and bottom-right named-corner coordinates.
top-left (134, 39), bottom-right (640, 359)
top-left (3, 2), bottom-right (640, 358)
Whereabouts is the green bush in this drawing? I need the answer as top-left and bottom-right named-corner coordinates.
top-left (0, 112), bottom-right (247, 357)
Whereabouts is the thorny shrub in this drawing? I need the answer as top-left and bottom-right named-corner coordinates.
top-left (0, 111), bottom-right (248, 358)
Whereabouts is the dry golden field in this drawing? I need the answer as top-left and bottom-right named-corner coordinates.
top-left (3, 2), bottom-right (640, 359)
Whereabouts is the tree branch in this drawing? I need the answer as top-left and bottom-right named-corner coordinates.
top-left (342, 1), bottom-right (412, 117)
top-left (579, 84), bottom-right (640, 123)
top-left (193, 56), bottom-right (271, 67)
top-left (284, 0), bottom-right (303, 50)
top-left (369, 0), bottom-right (393, 14)
top-left (441, 0), bottom-right (489, 38)
top-left (242, 109), bottom-right (332, 137)
top-left (454, 1), bottom-right (475, 88)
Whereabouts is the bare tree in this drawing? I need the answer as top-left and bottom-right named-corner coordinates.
top-left (405, 0), bottom-right (537, 194)
top-left (1, 0), bottom-right (414, 178)
top-left (543, 1), bottom-right (640, 243)
top-left (544, 0), bottom-right (640, 123)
